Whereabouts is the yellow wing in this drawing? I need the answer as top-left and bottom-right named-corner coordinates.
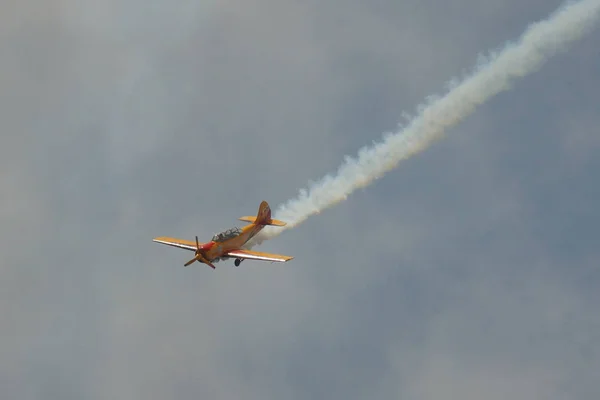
top-left (225, 249), bottom-right (293, 263)
top-left (153, 236), bottom-right (200, 251)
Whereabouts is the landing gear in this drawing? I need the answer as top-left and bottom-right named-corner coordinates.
top-left (234, 258), bottom-right (242, 267)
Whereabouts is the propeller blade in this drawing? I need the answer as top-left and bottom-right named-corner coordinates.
top-left (196, 252), bottom-right (216, 270)
top-left (184, 254), bottom-right (201, 267)
top-left (195, 235), bottom-right (200, 250)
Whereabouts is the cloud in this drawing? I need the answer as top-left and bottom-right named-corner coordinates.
top-left (0, 0), bottom-right (598, 399)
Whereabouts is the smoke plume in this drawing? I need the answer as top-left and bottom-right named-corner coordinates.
top-left (248, 0), bottom-right (600, 248)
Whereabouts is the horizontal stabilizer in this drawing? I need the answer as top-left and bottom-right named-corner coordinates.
top-left (238, 216), bottom-right (287, 226)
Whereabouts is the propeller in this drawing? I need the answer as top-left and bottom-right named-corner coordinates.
top-left (184, 236), bottom-right (202, 266)
top-left (184, 236), bottom-right (216, 269)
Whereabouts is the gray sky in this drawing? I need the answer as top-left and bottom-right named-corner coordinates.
top-left (2, 0), bottom-right (599, 399)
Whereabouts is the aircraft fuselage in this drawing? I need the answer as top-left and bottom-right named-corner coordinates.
top-left (203, 223), bottom-right (263, 261)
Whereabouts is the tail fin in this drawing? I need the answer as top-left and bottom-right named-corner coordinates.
top-left (238, 200), bottom-right (287, 226)
top-left (256, 200), bottom-right (271, 224)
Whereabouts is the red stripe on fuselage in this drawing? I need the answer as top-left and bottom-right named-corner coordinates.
top-left (201, 242), bottom-right (215, 251)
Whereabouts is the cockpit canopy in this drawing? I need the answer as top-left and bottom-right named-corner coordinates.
top-left (211, 227), bottom-right (242, 242)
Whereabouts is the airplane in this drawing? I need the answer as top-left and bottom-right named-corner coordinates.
top-left (152, 201), bottom-right (293, 269)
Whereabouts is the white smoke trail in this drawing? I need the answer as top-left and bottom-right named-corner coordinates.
top-left (248, 0), bottom-right (600, 247)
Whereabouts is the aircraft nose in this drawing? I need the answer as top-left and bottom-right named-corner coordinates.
top-left (201, 242), bottom-right (215, 250)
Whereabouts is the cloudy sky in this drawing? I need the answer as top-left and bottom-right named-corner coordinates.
top-left (2, 0), bottom-right (599, 399)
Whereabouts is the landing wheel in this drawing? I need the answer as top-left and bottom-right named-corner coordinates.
top-left (234, 258), bottom-right (241, 267)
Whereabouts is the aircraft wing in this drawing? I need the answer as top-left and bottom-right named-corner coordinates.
top-left (224, 249), bottom-right (294, 263)
top-left (152, 236), bottom-right (200, 251)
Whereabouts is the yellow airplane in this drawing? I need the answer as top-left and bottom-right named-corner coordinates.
top-left (153, 201), bottom-right (293, 269)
